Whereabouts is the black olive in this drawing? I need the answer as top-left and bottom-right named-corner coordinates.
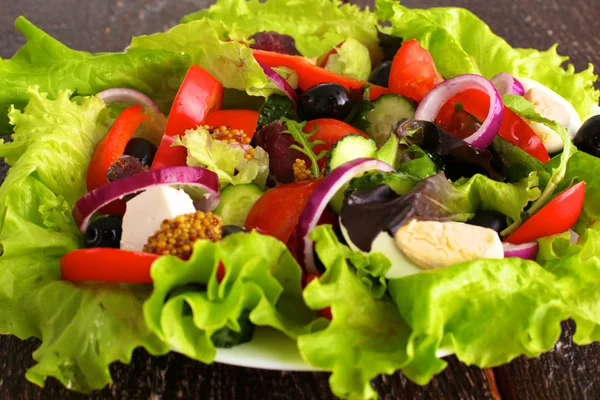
top-left (222, 225), bottom-right (247, 238)
top-left (573, 115), bottom-right (600, 157)
top-left (368, 61), bottom-right (392, 87)
top-left (84, 215), bottom-right (123, 248)
top-left (467, 210), bottom-right (507, 234)
top-left (124, 138), bottom-right (158, 167)
top-left (299, 83), bottom-right (353, 121)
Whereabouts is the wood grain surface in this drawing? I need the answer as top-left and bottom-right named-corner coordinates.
top-left (0, 1), bottom-right (599, 399)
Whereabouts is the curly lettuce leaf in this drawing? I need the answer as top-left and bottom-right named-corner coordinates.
top-left (376, 0), bottom-right (599, 120)
top-left (388, 258), bottom-right (567, 385)
top-left (0, 88), bottom-right (168, 392)
top-left (181, 0), bottom-right (380, 59)
top-left (144, 231), bottom-right (316, 363)
top-left (298, 225), bottom-right (409, 400)
top-left (174, 127), bottom-right (269, 189)
top-left (323, 38), bottom-right (371, 81)
top-left (0, 17), bottom-right (190, 135)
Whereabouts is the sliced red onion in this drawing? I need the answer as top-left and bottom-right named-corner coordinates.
top-left (257, 61), bottom-right (299, 104)
top-left (73, 167), bottom-right (219, 232)
top-left (294, 158), bottom-right (394, 273)
top-left (502, 241), bottom-right (539, 260)
top-left (415, 74), bottom-right (504, 149)
top-left (490, 72), bottom-right (525, 96)
top-left (569, 229), bottom-right (579, 244)
top-left (98, 88), bottom-right (161, 114)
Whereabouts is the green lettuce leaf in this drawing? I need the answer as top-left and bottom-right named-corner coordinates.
top-left (144, 231), bottom-right (316, 363)
top-left (0, 17), bottom-right (190, 134)
top-left (174, 127), bottom-right (269, 189)
top-left (376, 0), bottom-right (599, 120)
top-left (323, 38), bottom-right (371, 81)
top-left (181, 0), bottom-right (380, 58)
top-left (388, 258), bottom-right (567, 385)
top-left (541, 229), bottom-right (600, 344)
top-left (491, 136), bottom-right (552, 186)
top-left (0, 88), bottom-right (168, 392)
top-left (298, 225), bottom-right (409, 400)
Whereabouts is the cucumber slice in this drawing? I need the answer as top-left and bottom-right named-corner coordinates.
top-left (326, 134), bottom-right (378, 173)
top-left (363, 94), bottom-right (415, 147)
top-left (214, 184), bottom-right (263, 226)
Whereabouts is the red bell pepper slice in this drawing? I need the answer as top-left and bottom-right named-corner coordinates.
top-left (252, 50), bottom-right (388, 101)
top-left (204, 109), bottom-right (260, 139)
top-left (151, 135), bottom-right (188, 170)
top-left (60, 248), bottom-right (159, 283)
top-left (86, 104), bottom-right (147, 193)
top-left (505, 181), bottom-right (586, 244)
top-left (165, 65), bottom-right (224, 137)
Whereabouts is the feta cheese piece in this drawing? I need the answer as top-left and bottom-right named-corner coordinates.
top-left (120, 185), bottom-right (196, 251)
top-left (519, 77), bottom-right (582, 153)
top-left (393, 220), bottom-right (503, 270)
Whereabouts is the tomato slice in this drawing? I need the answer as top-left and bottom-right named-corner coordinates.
top-left (388, 39), bottom-right (444, 102)
top-left (252, 50), bottom-right (388, 101)
top-left (244, 180), bottom-right (322, 244)
top-left (151, 135), bottom-right (188, 170)
top-left (303, 119), bottom-right (369, 167)
top-left (204, 109), bottom-right (260, 139)
top-left (165, 65), bottom-right (224, 137)
top-left (86, 105), bottom-right (147, 193)
top-left (505, 181), bottom-right (586, 244)
top-left (60, 248), bottom-right (159, 283)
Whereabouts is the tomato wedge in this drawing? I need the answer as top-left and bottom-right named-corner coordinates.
top-left (165, 65), bottom-right (224, 137)
top-left (253, 50), bottom-right (388, 101)
top-left (60, 248), bottom-right (159, 283)
top-left (86, 105), bottom-right (147, 193)
top-left (388, 39), bottom-right (444, 102)
top-left (204, 109), bottom-right (260, 139)
top-left (505, 181), bottom-right (586, 244)
top-left (303, 119), bottom-right (369, 167)
top-left (245, 179), bottom-right (322, 244)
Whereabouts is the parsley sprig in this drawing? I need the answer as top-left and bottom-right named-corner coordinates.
top-left (281, 117), bottom-right (327, 179)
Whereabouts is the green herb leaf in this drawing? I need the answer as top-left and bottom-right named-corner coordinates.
top-left (281, 117), bottom-right (327, 179)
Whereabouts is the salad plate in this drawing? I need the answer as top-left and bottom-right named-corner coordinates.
top-left (0, 0), bottom-right (599, 399)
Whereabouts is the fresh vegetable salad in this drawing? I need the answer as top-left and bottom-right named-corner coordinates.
top-left (0, 0), bottom-right (599, 399)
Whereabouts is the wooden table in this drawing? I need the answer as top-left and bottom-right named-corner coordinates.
top-left (1, 1), bottom-right (599, 399)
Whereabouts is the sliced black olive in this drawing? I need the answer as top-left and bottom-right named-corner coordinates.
top-left (84, 215), bottom-right (123, 248)
top-left (369, 61), bottom-right (392, 87)
top-left (467, 210), bottom-right (508, 234)
top-left (222, 225), bottom-right (247, 238)
top-left (299, 83), bottom-right (353, 121)
top-left (124, 138), bottom-right (158, 167)
top-left (573, 115), bottom-right (600, 157)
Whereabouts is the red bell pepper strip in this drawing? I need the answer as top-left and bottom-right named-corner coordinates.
top-left (60, 248), bottom-right (159, 283)
top-left (150, 135), bottom-right (188, 170)
top-left (165, 65), bottom-right (224, 137)
top-left (86, 104), bottom-right (147, 193)
top-left (204, 109), bottom-right (260, 139)
top-left (252, 50), bottom-right (388, 101)
top-left (505, 181), bottom-right (586, 244)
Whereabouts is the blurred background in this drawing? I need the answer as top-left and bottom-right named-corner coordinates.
top-left (1, 0), bottom-right (598, 73)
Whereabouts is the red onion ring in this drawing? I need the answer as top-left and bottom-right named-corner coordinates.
top-left (490, 73), bottom-right (525, 96)
top-left (73, 166), bottom-right (220, 232)
top-left (502, 241), bottom-right (539, 260)
top-left (415, 74), bottom-right (504, 149)
top-left (98, 88), bottom-right (161, 114)
top-left (256, 61), bottom-right (299, 104)
top-left (294, 158), bottom-right (394, 273)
